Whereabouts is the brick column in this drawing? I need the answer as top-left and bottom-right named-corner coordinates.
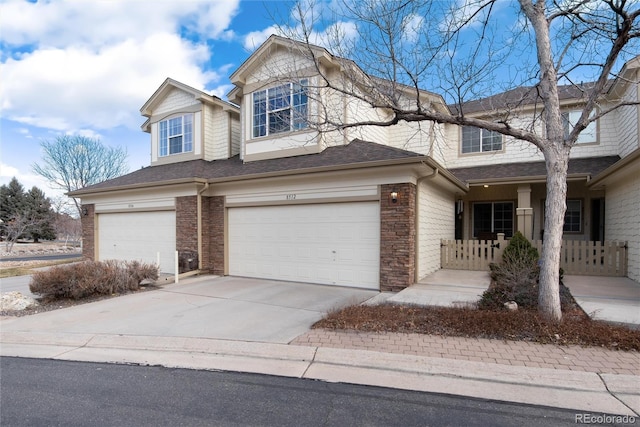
top-left (206, 196), bottom-right (225, 275)
top-left (80, 204), bottom-right (95, 260)
top-left (176, 196), bottom-right (198, 272)
top-left (380, 183), bottom-right (416, 292)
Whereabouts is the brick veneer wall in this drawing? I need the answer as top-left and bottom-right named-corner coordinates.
top-left (176, 196), bottom-right (198, 272)
top-left (206, 196), bottom-right (225, 275)
top-left (81, 204), bottom-right (95, 260)
top-left (380, 183), bottom-right (416, 292)
top-left (176, 196), bottom-right (198, 252)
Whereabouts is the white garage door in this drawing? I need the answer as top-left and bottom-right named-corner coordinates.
top-left (229, 202), bottom-right (380, 289)
top-left (98, 211), bottom-right (176, 274)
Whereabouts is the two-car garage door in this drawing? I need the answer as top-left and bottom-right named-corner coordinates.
top-left (228, 202), bottom-right (380, 289)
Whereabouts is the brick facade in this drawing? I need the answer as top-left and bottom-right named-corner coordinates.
top-left (379, 183), bottom-right (416, 292)
top-left (80, 204), bottom-right (95, 260)
top-left (206, 196), bottom-right (225, 275)
top-left (176, 196), bottom-right (198, 272)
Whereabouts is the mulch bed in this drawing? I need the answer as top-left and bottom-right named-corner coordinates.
top-left (314, 304), bottom-right (640, 351)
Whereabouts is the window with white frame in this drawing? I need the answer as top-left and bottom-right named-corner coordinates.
top-left (562, 110), bottom-right (597, 144)
top-left (159, 114), bottom-right (193, 156)
top-left (461, 126), bottom-right (502, 154)
top-left (563, 199), bottom-right (582, 232)
top-left (252, 80), bottom-right (308, 138)
top-left (472, 201), bottom-right (514, 238)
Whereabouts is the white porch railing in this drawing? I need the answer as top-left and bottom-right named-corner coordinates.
top-left (440, 235), bottom-right (628, 276)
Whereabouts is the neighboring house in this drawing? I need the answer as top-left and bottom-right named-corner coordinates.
top-left (70, 36), bottom-right (640, 289)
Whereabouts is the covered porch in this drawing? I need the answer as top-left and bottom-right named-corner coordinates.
top-left (448, 156), bottom-right (621, 244)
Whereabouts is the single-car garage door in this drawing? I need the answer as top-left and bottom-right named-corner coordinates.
top-left (98, 211), bottom-right (176, 274)
top-left (228, 202), bottom-right (379, 289)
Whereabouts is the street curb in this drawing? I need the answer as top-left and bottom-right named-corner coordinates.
top-left (1, 331), bottom-right (638, 416)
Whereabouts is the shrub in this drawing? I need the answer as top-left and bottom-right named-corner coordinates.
top-left (29, 260), bottom-right (159, 300)
top-left (478, 232), bottom-right (574, 311)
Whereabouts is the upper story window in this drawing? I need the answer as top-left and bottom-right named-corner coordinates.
top-left (252, 80), bottom-right (308, 138)
top-left (461, 126), bottom-right (502, 154)
top-left (159, 114), bottom-right (193, 156)
top-left (562, 110), bottom-right (597, 144)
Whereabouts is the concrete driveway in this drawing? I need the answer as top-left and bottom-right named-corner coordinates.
top-left (0, 276), bottom-right (378, 344)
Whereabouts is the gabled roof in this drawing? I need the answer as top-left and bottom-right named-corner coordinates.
top-left (229, 35), bottom-right (336, 88)
top-left (140, 78), bottom-right (238, 117)
top-left (70, 140), bottom-right (458, 196)
top-left (449, 82), bottom-right (606, 116)
top-left (227, 35), bottom-right (449, 114)
top-left (448, 156), bottom-right (620, 184)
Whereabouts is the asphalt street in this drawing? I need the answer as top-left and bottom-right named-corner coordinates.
top-left (1, 357), bottom-right (586, 427)
top-left (0, 253), bottom-right (81, 262)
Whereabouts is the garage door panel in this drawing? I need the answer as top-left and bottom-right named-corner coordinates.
top-left (98, 211), bottom-right (175, 274)
top-left (229, 202), bottom-right (379, 289)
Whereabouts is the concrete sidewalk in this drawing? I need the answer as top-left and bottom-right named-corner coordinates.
top-left (1, 330), bottom-right (638, 416)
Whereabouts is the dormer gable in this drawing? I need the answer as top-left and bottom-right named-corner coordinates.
top-left (140, 78), bottom-right (240, 166)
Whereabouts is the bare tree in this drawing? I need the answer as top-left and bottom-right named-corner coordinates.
top-left (3, 212), bottom-right (46, 253)
top-left (268, 0), bottom-right (639, 321)
top-left (32, 136), bottom-right (128, 218)
top-left (53, 213), bottom-right (81, 247)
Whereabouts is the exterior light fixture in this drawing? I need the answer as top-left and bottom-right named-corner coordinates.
top-left (390, 191), bottom-right (399, 204)
top-left (483, 184), bottom-right (489, 188)
top-left (82, 207), bottom-right (89, 216)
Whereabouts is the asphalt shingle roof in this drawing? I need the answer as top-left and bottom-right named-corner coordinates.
top-left (449, 82), bottom-right (604, 115)
top-left (448, 156), bottom-right (620, 183)
top-left (73, 140), bottom-right (424, 194)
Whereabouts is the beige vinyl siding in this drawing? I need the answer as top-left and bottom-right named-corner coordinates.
top-left (154, 88), bottom-right (198, 115)
top-left (203, 105), bottom-right (230, 161)
top-left (418, 181), bottom-right (455, 279)
top-left (605, 172), bottom-right (640, 282)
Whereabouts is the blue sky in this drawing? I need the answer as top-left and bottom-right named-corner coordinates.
top-left (0, 0), bottom-right (305, 199)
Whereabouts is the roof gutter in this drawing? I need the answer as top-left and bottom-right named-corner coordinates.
top-left (68, 178), bottom-right (209, 197)
top-left (197, 182), bottom-right (210, 270)
top-left (588, 149), bottom-right (640, 188)
top-left (464, 173), bottom-right (591, 186)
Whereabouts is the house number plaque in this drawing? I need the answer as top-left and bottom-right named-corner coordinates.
top-left (285, 194), bottom-right (296, 200)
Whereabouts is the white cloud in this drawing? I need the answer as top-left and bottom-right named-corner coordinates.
top-left (0, 33), bottom-right (221, 131)
top-left (0, 0), bottom-right (240, 49)
top-left (402, 14), bottom-right (425, 44)
top-left (0, 162), bottom-right (66, 199)
top-left (242, 21), bottom-right (358, 53)
top-left (0, 0), bottom-right (241, 134)
top-left (244, 26), bottom-right (280, 51)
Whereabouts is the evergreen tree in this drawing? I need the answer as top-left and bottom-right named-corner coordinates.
top-left (24, 186), bottom-right (56, 242)
top-left (0, 177), bottom-right (26, 224)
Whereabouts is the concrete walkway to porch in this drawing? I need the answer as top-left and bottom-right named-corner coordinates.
top-left (384, 269), bottom-right (490, 307)
top-left (564, 275), bottom-right (640, 327)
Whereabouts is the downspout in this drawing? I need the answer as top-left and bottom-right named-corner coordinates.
top-left (197, 182), bottom-right (210, 270)
top-left (414, 164), bottom-right (439, 283)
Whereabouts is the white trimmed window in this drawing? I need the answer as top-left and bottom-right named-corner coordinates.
top-left (252, 80), bottom-right (308, 138)
top-left (159, 114), bottom-right (193, 156)
top-left (472, 201), bottom-right (514, 238)
top-left (563, 199), bottom-right (582, 233)
top-left (562, 110), bottom-right (597, 144)
top-left (462, 126), bottom-right (502, 154)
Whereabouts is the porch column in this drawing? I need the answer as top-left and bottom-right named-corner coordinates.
top-left (516, 184), bottom-right (533, 240)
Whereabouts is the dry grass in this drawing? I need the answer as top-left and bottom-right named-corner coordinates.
top-left (0, 258), bottom-right (83, 278)
top-left (314, 304), bottom-right (640, 351)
